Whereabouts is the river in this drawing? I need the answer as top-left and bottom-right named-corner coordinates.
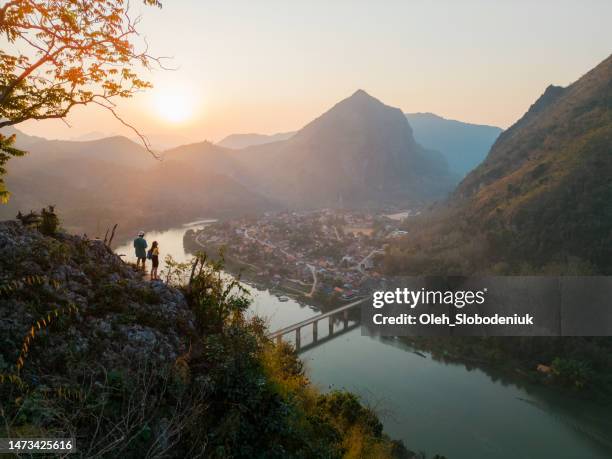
top-left (116, 222), bottom-right (612, 459)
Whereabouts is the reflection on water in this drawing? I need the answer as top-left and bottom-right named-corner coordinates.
top-left (115, 219), bottom-right (215, 272)
top-left (116, 219), bottom-right (318, 331)
top-left (303, 329), bottom-right (612, 459)
top-left (115, 222), bottom-right (612, 459)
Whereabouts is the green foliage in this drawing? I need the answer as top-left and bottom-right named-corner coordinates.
top-left (401, 336), bottom-right (612, 400)
top-left (551, 357), bottom-right (593, 389)
top-left (0, 133), bottom-right (26, 203)
top-left (39, 205), bottom-right (60, 236)
top-left (316, 391), bottom-right (383, 438)
top-left (0, 0), bottom-right (161, 127)
top-left (16, 206), bottom-right (60, 236)
top-left (0, 0), bottom-right (165, 201)
top-left (184, 251), bottom-right (250, 336)
top-left (162, 254), bottom-right (192, 286)
top-left (0, 232), bottom-right (407, 458)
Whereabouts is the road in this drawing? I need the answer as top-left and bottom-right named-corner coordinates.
top-left (333, 226), bottom-right (342, 242)
top-left (357, 248), bottom-right (384, 273)
top-left (306, 264), bottom-right (317, 297)
top-left (244, 228), bottom-right (317, 296)
top-left (202, 226), bottom-right (378, 296)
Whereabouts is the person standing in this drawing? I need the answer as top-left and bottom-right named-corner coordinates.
top-left (134, 231), bottom-right (148, 270)
top-left (150, 241), bottom-right (160, 280)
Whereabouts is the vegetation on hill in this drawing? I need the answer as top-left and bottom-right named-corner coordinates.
top-left (382, 55), bottom-right (612, 400)
top-left (0, 0), bottom-right (166, 203)
top-left (0, 220), bottom-right (411, 458)
top-left (385, 54), bottom-right (612, 276)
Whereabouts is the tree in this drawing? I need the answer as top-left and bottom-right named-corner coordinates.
top-left (0, 132), bottom-right (24, 202)
top-left (0, 0), bottom-right (165, 200)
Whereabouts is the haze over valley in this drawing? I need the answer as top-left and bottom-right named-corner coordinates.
top-left (1, 89), bottom-right (500, 238)
top-left (2, 1), bottom-right (612, 457)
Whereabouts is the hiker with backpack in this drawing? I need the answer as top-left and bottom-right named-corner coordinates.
top-left (134, 231), bottom-right (148, 270)
top-left (148, 241), bottom-right (160, 280)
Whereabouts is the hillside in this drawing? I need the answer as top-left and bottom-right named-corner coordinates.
top-left (381, 55), bottom-right (612, 400)
top-left (165, 90), bottom-right (457, 209)
top-left (386, 53), bottom-right (612, 275)
top-left (1, 126), bottom-right (48, 149)
top-left (0, 133), bottom-right (274, 239)
top-left (217, 131), bottom-right (295, 149)
top-left (405, 113), bottom-right (502, 177)
top-left (229, 90), bottom-right (454, 208)
top-left (217, 113), bottom-right (501, 178)
top-left (1, 91), bottom-right (458, 237)
top-left (0, 220), bottom-right (411, 458)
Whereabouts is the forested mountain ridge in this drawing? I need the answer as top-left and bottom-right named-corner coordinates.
top-left (386, 54), bottom-right (612, 275)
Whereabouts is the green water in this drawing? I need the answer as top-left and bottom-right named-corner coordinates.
top-left (303, 330), bottom-right (612, 458)
top-left (117, 223), bottom-right (612, 459)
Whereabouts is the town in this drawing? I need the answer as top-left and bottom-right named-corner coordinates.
top-left (184, 209), bottom-right (415, 306)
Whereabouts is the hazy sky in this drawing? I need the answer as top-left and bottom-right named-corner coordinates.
top-left (12, 0), bottom-right (612, 147)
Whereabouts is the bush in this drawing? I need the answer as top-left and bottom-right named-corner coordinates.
top-left (16, 206), bottom-right (60, 236)
top-left (39, 206), bottom-right (60, 236)
top-left (551, 357), bottom-right (592, 389)
top-left (1, 242), bottom-right (409, 458)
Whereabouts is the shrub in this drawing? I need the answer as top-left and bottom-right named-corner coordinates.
top-left (39, 206), bottom-right (60, 236)
top-left (551, 357), bottom-right (592, 389)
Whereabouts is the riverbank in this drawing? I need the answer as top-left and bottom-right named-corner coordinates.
top-left (399, 336), bottom-right (612, 405)
top-left (113, 219), bottom-right (612, 458)
top-left (1, 220), bottom-right (414, 458)
top-left (183, 231), bottom-right (348, 313)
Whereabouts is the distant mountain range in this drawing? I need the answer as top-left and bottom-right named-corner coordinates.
top-left (217, 132), bottom-right (295, 149)
top-left (1, 126), bottom-right (273, 238)
top-left (1, 90), bottom-right (457, 238)
top-left (227, 89), bottom-right (454, 207)
top-left (163, 90), bottom-right (456, 208)
top-left (387, 53), bottom-right (612, 275)
top-left (404, 113), bottom-right (501, 177)
top-left (217, 111), bottom-right (501, 178)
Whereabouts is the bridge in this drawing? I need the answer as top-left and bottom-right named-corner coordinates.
top-left (268, 297), bottom-right (369, 352)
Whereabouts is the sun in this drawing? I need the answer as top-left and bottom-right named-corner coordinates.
top-left (153, 88), bottom-right (195, 123)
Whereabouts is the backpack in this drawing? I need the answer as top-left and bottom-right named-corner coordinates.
top-left (147, 249), bottom-right (153, 260)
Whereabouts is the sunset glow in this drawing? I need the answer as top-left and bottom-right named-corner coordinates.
top-left (153, 88), bottom-right (196, 123)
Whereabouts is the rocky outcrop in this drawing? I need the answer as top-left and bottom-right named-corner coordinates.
top-left (0, 221), bottom-right (195, 378)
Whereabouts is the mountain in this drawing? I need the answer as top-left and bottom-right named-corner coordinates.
top-left (217, 131), bottom-right (295, 149)
top-left (70, 131), bottom-right (113, 142)
top-left (405, 113), bottom-right (502, 177)
top-left (0, 130), bottom-right (272, 239)
top-left (228, 90), bottom-right (454, 207)
top-left (1, 90), bottom-right (456, 237)
top-left (130, 133), bottom-right (193, 151)
top-left (11, 135), bottom-right (154, 171)
top-left (217, 113), bottom-right (501, 178)
top-left (387, 54), bottom-right (612, 275)
top-left (1, 125), bottom-right (47, 149)
top-left (458, 53), bottom-right (612, 271)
